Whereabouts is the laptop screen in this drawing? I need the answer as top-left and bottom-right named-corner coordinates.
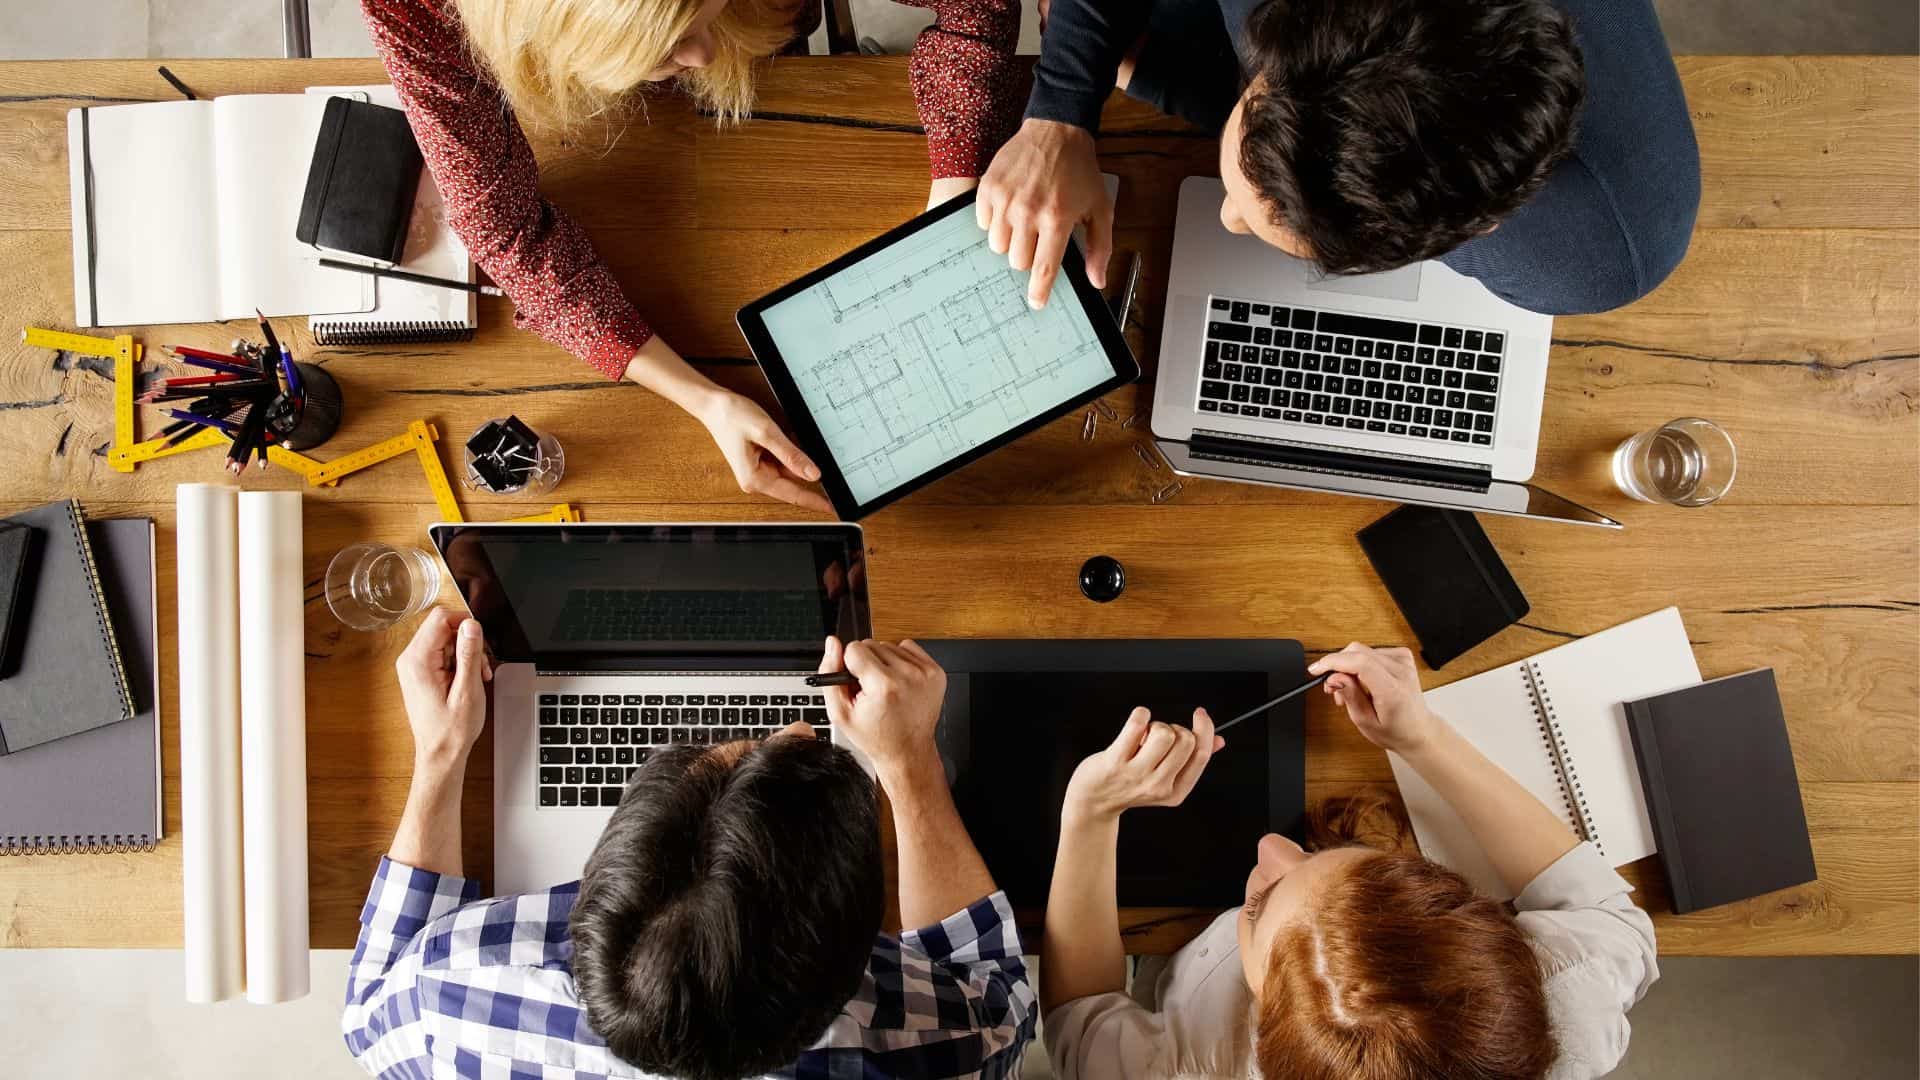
top-left (429, 523), bottom-right (870, 668)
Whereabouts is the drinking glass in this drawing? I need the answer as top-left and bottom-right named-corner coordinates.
top-left (324, 542), bottom-right (440, 631)
top-left (1610, 417), bottom-right (1737, 507)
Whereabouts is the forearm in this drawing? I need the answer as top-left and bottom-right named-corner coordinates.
top-left (623, 335), bottom-right (725, 417)
top-left (1400, 720), bottom-right (1580, 894)
top-left (387, 751), bottom-right (469, 877)
top-left (1026, 0), bottom-right (1150, 130)
top-left (1040, 810), bottom-right (1124, 1012)
top-left (883, 757), bottom-right (998, 928)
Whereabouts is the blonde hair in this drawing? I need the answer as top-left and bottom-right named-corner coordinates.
top-left (450, 0), bottom-right (800, 130)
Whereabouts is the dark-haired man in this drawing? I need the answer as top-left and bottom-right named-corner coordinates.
top-left (977, 0), bottom-right (1700, 317)
top-left (341, 609), bottom-right (1034, 1079)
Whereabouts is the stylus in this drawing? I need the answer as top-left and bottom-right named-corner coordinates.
top-left (1212, 673), bottom-right (1331, 735)
top-left (805, 671), bottom-right (858, 688)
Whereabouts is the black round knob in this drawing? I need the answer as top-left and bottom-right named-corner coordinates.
top-left (1079, 555), bottom-right (1126, 603)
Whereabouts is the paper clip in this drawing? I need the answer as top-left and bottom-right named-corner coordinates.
top-left (1092, 398), bottom-right (1117, 421)
top-left (1152, 480), bottom-right (1184, 504)
top-left (1133, 442), bottom-right (1164, 471)
top-left (1082, 409), bottom-right (1099, 441)
top-left (1121, 411), bottom-right (1141, 430)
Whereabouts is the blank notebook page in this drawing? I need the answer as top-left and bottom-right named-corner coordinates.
top-left (1392, 607), bottom-right (1701, 899)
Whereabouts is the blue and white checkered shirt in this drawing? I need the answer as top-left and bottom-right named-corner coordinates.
top-left (342, 858), bottom-right (1037, 1079)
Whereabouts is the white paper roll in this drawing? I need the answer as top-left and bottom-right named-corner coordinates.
top-left (177, 484), bottom-right (244, 1004)
top-left (238, 491), bottom-right (310, 1004)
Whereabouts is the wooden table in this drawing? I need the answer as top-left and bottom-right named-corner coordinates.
top-left (0, 57), bottom-right (1913, 957)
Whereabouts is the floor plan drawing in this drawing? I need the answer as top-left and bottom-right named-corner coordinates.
top-left (760, 209), bottom-right (1113, 503)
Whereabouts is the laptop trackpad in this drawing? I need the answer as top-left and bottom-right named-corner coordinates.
top-left (1305, 261), bottom-right (1424, 303)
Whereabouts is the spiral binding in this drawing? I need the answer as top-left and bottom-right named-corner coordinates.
top-left (1, 833), bottom-right (155, 855)
top-left (313, 321), bottom-right (476, 346)
top-left (68, 500), bottom-right (135, 726)
top-left (1523, 661), bottom-right (1603, 856)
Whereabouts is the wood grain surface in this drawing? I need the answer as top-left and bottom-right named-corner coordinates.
top-left (0, 56), bottom-right (1913, 957)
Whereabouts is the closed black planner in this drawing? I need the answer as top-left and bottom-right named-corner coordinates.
top-left (1358, 505), bottom-right (1528, 669)
top-left (1626, 669), bottom-right (1817, 914)
top-left (296, 96), bottom-right (423, 265)
top-left (0, 521), bottom-right (35, 678)
top-left (0, 501), bottom-right (133, 754)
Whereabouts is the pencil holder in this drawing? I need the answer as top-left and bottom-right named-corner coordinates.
top-left (267, 362), bottom-right (343, 451)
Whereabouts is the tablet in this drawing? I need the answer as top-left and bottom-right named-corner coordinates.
top-left (921, 639), bottom-right (1307, 910)
top-left (738, 191), bottom-right (1140, 520)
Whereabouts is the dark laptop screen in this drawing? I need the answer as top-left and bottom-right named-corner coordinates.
top-left (430, 524), bottom-right (869, 668)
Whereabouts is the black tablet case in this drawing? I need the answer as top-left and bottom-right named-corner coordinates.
top-left (1626, 669), bottom-right (1817, 914)
top-left (296, 97), bottom-right (424, 265)
top-left (0, 501), bottom-right (134, 755)
top-left (1358, 505), bottom-right (1528, 669)
top-left (922, 639), bottom-right (1306, 910)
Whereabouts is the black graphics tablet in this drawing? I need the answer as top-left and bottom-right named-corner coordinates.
top-left (920, 639), bottom-right (1307, 910)
top-left (737, 191), bottom-right (1139, 520)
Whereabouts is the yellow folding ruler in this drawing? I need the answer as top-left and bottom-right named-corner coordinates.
top-left (106, 426), bottom-right (337, 483)
top-left (23, 326), bottom-right (141, 473)
top-left (504, 503), bottom-right (582, 523)
top-left (308, 420), bottom-right (464, 522)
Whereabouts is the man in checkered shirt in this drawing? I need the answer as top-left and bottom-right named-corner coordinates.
top-left (341, 610), bottom-right (1035, 1079)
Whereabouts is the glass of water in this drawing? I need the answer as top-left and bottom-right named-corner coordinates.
top-left (1611, 417), bottom-right (1737, 507)
top-left (324, 542), bottom-right (441, 631)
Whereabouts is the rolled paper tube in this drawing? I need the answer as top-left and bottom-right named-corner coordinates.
top-left (176, 484), bottom-right (244, 1003)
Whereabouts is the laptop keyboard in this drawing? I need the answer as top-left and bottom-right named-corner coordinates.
top-left (535, 690), bottom-right (831, 809)
top-left (1195, 296), bottom-right (1505, 447)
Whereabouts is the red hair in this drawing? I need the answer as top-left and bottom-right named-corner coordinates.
top-left (1252, 795), bottom-right (1557, 1079)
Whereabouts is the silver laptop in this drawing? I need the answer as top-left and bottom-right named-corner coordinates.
top-left (1151, 176), bottom-right (1618, 528)
top-left (430, 522), bottom-right (873, 895)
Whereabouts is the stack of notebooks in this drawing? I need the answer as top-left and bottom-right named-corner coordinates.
top-left (67, 83), bottom-right (477, 343)
top-left (1390, 607), bottom-right (1817, 913)
top-left (0, 501), bottom-right (160, 854)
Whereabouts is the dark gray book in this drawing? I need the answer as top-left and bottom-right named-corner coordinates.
top-left (1626, 669), bottom-right (1817, 914)
top-left (0, 518), bottom-right (159, 852)
top-left (0, 501), bottom-right (134, 753)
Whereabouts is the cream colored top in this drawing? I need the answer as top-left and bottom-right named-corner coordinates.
top-left (1043, 843), bottom-right (1660, 1080)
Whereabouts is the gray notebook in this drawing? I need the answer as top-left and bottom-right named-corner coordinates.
top-left (0, 519), bottom-right (160, 853)
top-left (0, 500), bottom-right (135, 753)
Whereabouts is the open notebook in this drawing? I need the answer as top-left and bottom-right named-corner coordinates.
top-left (1389, 607), bottom-right (1702, 899)
top-left (67, 96), bottom-right (373, 327)
top-left (305, 85), bottom-right (479, 345)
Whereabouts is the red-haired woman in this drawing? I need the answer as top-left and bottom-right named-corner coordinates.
top-left (1040, 642), bottom-right (1658, 1080)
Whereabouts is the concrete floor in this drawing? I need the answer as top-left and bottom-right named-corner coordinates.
top-left (1, 0), bottom-right (1916, 58)
top-left (0, 2), bottom-right (1914, 1079)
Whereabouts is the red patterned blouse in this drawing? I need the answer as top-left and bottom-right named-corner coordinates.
top-left (361, 0), bottom-right (1023, 378)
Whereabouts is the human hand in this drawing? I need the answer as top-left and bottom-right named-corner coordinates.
top-left (395, 608), bottom-right (492, 770)
top-left (976, 118), bottom-right (1113, 309)
top-left (696, 389), bottom-right (831, 513)
top-left (1308, 643), bottom-right (1439, 754)
top-left (928, 176), bottom-right (978, 210)
top-left (1063, 707), bottom-right (1221, 825)
top-left (818, 636), bottom-right (947, 784)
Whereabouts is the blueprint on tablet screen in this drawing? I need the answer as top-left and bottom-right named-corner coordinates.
top-left (759, 208), bottom-right (1112, 504)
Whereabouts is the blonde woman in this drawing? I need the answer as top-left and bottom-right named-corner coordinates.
top-left (361, 0), bottom-right (1022, 510)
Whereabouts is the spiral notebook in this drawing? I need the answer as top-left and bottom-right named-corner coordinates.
top-left (305, 85), bottom-right (478, 346)
top-left (1388, 607), bottom-right (1701, 899)
top-left (0, 518), bottom-right (160, 854)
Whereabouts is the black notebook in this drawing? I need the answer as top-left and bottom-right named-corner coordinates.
top-left (1358, 505), bottom-right (1528, 669)
top-left (0, 518), bottom-right (160, 853)
top-left (1626, 669), bottom-right (1817, 914)
top-left (296, 96), bottom-right (424, 265)
top-left (0, 501), bottom-right (134, 754)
